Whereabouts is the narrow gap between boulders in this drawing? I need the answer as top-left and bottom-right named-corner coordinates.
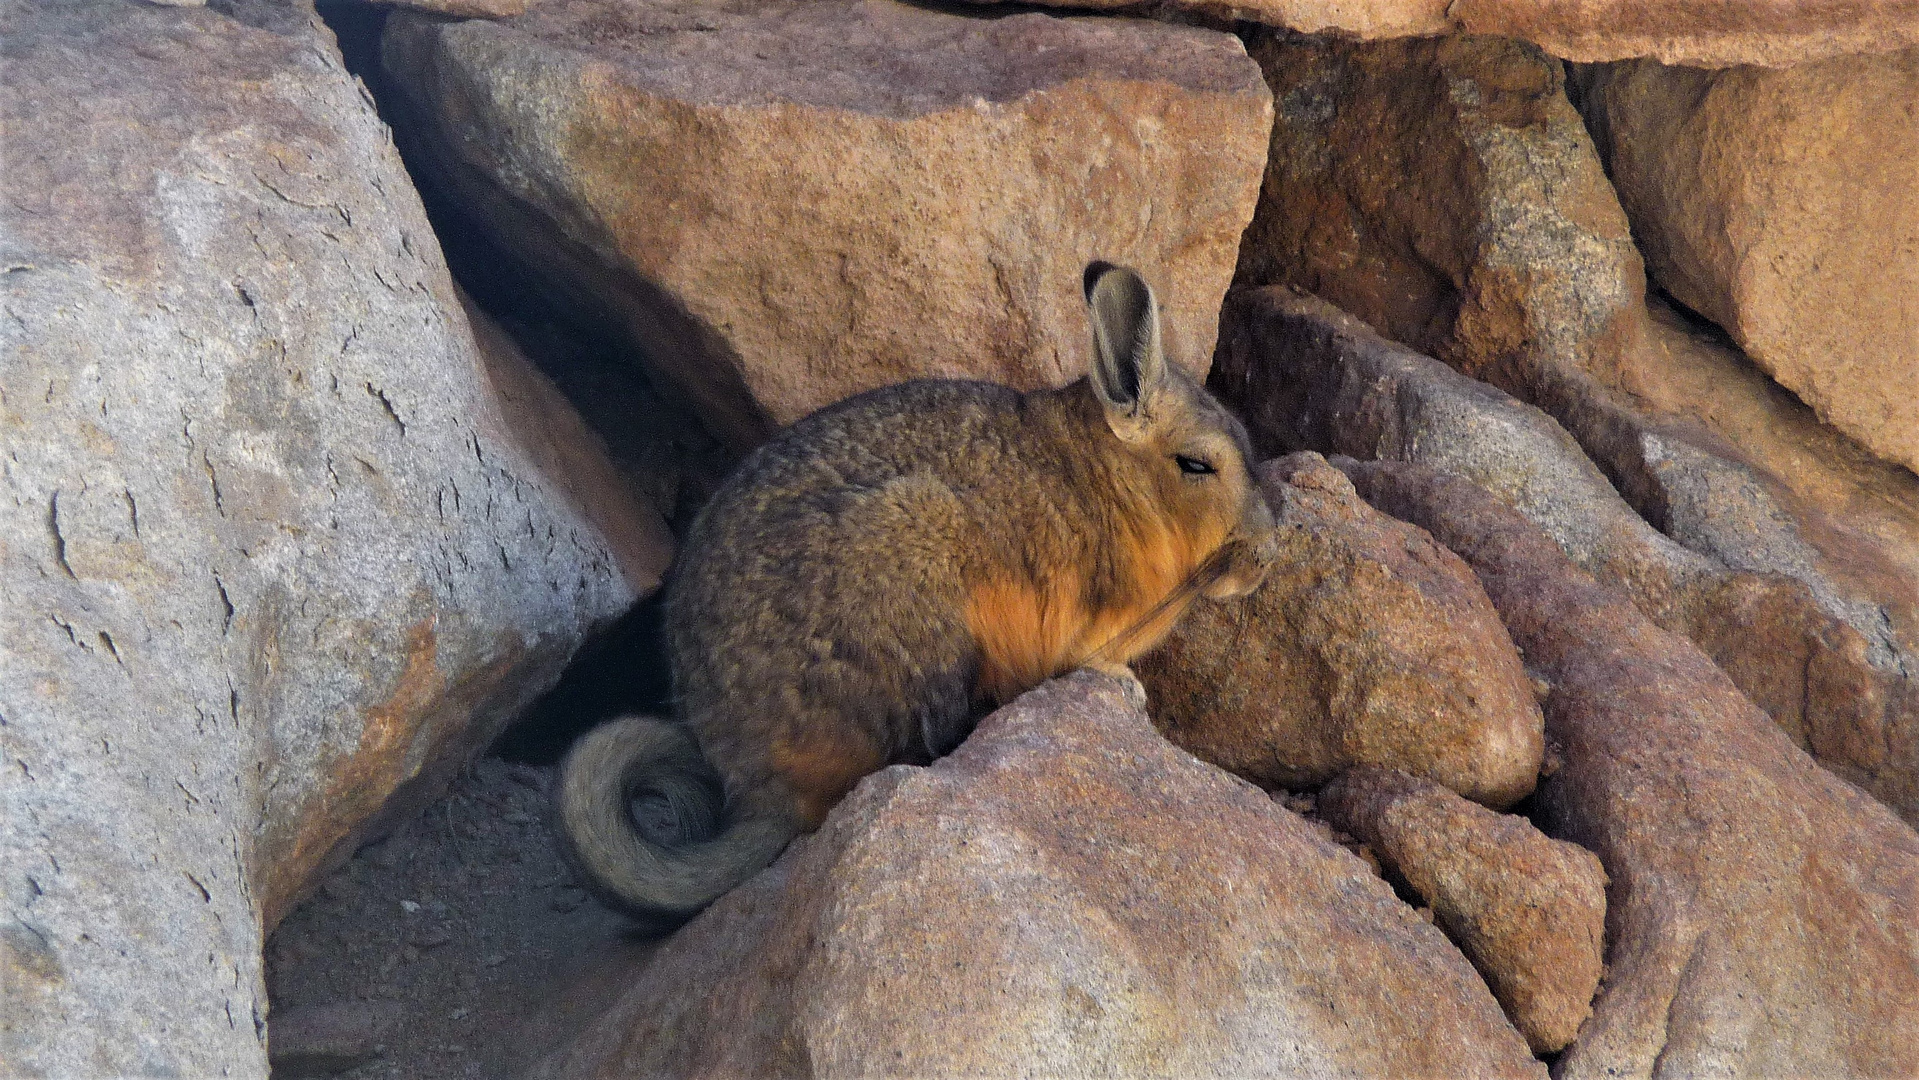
top-left (268, 7), bottom-right (735, 1078)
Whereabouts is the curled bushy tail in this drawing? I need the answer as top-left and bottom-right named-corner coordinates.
top-left (556, 716), bottom-right (799, 932)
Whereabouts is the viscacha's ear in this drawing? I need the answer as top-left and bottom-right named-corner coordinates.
top-left (1083, 262), bottom-right (1166, 442)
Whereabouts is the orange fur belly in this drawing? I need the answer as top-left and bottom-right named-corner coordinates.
top-left (963, 561), bottom-right (1196, 707)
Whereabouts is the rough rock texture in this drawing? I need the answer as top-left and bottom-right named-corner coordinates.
top-left (1342, 460), bottom-right (1919, 1080)
top-left (374, 0), bottom-right (1274, 452)
top-left (0, 2), bottom-right (657, 1074)
top-left (958, 0), bottom-right (1919, 66)
top-left (1237, 33), bottom-right (1646, 418)
top-left (1136, 452), bottom-right (1542, 808)
top-left (1319, 767), bottom-right (1607, 1054)
top-left (463, 291), bottom-right (676, 586)
top-left (530, 672), bottom-right (1546, 1079)
top-left (379, 0), bottom-right (1273, 452)
top-left (1214, 288), bottom-right (1716, 636)
top-left (1589, 304), bottom-right (1919, 825)
top-left (1222, 33), bottom-right (1919, 825)
top-left (1579, 50), bottom-right (1919, 476)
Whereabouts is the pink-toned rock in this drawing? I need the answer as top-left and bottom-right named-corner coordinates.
top-left (1236, 33), bottom-right (1647, 417)
top-left (1580, 50), bottom-right (1919, 476)
top-left (1137, 452), bottom-right (1542, 808)
top-left (380, 0), bottom-right (1271, 451)
top-left (1340, 459), bottom-right (1919, 1079)
top-left (957, 0), bottom-right (1919, 66)
top-left (1320, 767), bottom-right (1607, 1054)
top-left (377, 0), bottom-right (527, 17)
top-left (529, 672), bottom-right (1546, 1079)
top-left (1212, 288), bottom-right (1714, 625)
top-left (1607, 302), bottom-right (1919, 824)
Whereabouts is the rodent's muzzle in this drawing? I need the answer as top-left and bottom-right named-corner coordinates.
top-left (1203, 491), bottom-right (1280, 600)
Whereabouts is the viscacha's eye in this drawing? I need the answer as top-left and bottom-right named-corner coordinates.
top-left (1175, 454), bottom-right (1216, 476)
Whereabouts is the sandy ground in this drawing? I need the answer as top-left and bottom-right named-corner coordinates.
top-left (265, 758), bottom-right (657, 1079)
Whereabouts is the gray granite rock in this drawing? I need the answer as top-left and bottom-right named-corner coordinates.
top-left (0, 1), bottom-right (661, 1073)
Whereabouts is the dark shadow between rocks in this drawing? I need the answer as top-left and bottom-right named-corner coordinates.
top-left (492, 593), bottom-right (674, 765)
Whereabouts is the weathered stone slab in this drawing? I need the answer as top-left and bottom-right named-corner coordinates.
top-left (1321, 766), bottom-right (1606, 1054)
top-left (1580, 50), bottom-right (1919, 475)
top-left (958, 0), bottom-right (1919, 66)
top-left (1219, 31), bottom-right (1919, 825)
top-left (380, 0), bottom-right (1273, 451)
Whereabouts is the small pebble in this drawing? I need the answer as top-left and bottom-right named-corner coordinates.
top-left (480, 953), bottom-right (506, 968)
top-left (399, 899), bottom-right (421, 914)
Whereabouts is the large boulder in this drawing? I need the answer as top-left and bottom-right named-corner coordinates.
top-left (0, 1), bottom-right (662, 1074)
top-left (379, 0), bottom-right (1273, 452)
top-left (1579, 50), bottom-right (1919, 476)
top-left (1223, 24), bottom-right (1919, 826)
top-left (1342, 460), bottom-right (1919, 1079)
top-left (954, 0), bottom-right (1919, 66)
top-left (1137, 452), bottom-right (1543, 808)
top-left (530, 672), bottom-right (1546, 1079)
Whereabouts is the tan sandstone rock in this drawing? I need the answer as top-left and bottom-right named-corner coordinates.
top-left (379, 0), bottom-right (1272, 451)
top-left (1579, 50), bottom-right (1919, 476)
top-left (529, 672), bottom-right (1546, 1079)
top-left (956, 0), bottom-right (1919, 66)
top-left (1320, 767), bottom-right (1607, 1054)
top-left (1599, 303), bottom-right (1919, 823)
top-left (1342, 460), bottom-right (1919, 1079)
top-left (0, 1), bottom-right (662, 1073)
top-left (1225, 27), bottom-right (1919, 826)
top-left (1136, 453), bottom-right (1542, 808)
top-left (1237, 33), bottom-right (1646, 416)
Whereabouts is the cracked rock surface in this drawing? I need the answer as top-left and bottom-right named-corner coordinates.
top-left (0, 1), bottom-right (660, 1073)
top-left (1224, 33), bottom-right (1919, 827)
top-left (1218, 284), bottom-right (1919, 829)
